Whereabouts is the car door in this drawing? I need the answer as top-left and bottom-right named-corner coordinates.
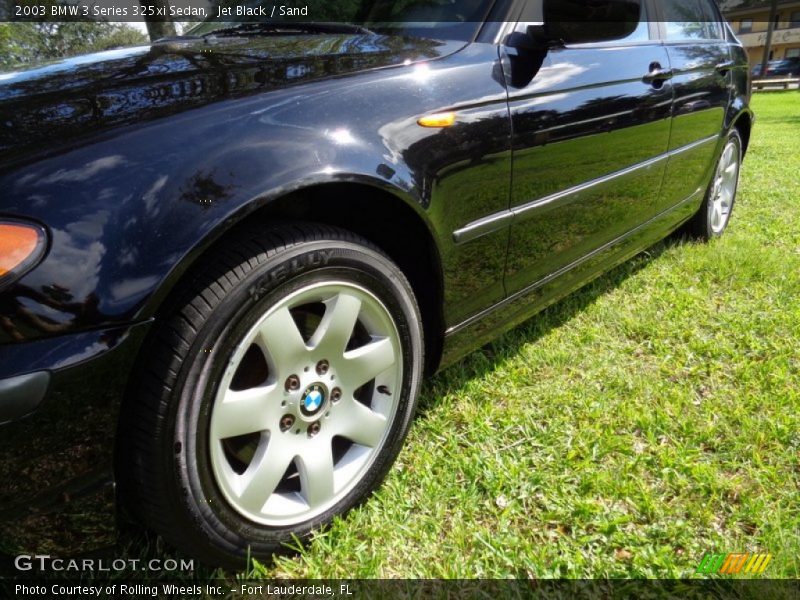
top-left (655, 0), bottom-right (733, 211)
top-left (502, 0), bottom-right (674, 296)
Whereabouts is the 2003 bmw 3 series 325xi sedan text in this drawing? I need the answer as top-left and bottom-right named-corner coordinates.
top-left (0, 0), bottom-right (752, 567)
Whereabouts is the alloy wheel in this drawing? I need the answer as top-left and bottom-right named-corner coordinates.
top-left (708, 138), bottom-right (741, 234)
top-left (208, 281), bottom-right (403, 526)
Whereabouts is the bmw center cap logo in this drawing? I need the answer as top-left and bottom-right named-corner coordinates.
top-left (301, 384), bottom-right (327, 416)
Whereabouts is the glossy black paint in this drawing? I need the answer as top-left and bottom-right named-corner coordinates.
top-left (504, 38), bottom-right (674, 294)
top-left (659, 41), bottom-right (732, 209)
top-left (0, 3), bottom-right (752, 555)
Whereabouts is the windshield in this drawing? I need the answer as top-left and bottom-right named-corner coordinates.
top-left (188, 0), bottom-right (497, 42)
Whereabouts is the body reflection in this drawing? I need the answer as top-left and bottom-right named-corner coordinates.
top-left (505, 41), bottom-right (673, 294)
top-left (0, 34), bottom-right (445, 166)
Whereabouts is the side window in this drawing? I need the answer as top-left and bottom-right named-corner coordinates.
top-left (663, 0), bottom-right (724, 41)
top-left (537, 0), bottom-right (651, 44)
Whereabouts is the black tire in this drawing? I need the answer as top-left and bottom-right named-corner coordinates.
top-left (688, 129), bottom-right (743, 240)
top-left (118, 223), bottom-right (424, 569)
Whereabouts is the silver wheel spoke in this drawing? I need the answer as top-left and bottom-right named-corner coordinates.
top-left (297, 444), bottom-right (335, 508)
top-left (340, 337), bottom-right (395, 390)
top-left (331, 397), bottom-right (388, 448)
top-left (237, 439), bottom-right (294, 514)
top-left (311, 292), bottom-right (362, 355)
top-left (722, 145), bottom-right (734, 170)
top-left (722, 185), bottom-right (733, 207)
top-left (212, 386), bottom-right (277, 439)
top-left (721, 191), bottom-right (731, 210)
top-left (712, 204), bottom-right (722, 229)
top-left (255, 306), bottom-right (308, 371)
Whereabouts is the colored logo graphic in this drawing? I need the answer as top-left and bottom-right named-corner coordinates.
top-left (300, 384), bottom-right (327, 416)
top-left (305, 390), bottom-right (323, 412)
top-left (696, 552), bottom-right (772, 575)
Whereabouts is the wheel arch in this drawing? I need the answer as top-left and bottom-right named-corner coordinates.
top-left (138, 177), bottom-right (445, 377)
top-left (731, 109), bottom-right (753, 156)
top-left (725, 91), bottom-right (754, 157)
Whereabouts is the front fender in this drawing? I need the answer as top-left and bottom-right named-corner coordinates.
top-left (0, 99), bottom-right (435, 343)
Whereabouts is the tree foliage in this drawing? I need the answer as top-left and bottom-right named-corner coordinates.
top-left (0, 21), bottom-right (148, 69)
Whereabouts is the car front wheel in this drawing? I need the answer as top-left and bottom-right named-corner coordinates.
top-left (119, 223), bottom-right (424, 568)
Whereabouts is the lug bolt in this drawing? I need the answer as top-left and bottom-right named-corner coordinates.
top-left (280, 415), bottom-right (295, 432)
top-left (308, 422), bottom-right (321, 437)
top-left (316, 360), bottom-right (330, 375)
top-left (331, 387), bottom-right (342, 403)
top-left (285, 374), bottom-right (300, 392)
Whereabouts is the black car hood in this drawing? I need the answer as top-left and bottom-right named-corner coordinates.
top-left (0, 33), bottom-right (457, 167)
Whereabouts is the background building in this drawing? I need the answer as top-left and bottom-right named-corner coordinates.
top-left (722, 0), bottom-right (800, 68)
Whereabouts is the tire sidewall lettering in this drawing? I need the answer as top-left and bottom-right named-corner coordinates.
top-left (249, 249), bottom-right (335, 300)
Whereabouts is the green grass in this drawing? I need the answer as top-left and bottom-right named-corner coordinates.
top-left (101, 92), bottom-right (797, 582)
top-left (244, 92), bottom-right (800, 579)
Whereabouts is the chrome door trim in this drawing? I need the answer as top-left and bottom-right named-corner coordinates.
top-left (447, 186), bottom-right (705, 336)
top-left (452, 134), bottom-right (719, 244)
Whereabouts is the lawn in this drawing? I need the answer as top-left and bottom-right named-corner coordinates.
top-left (114, 92), bottom-right (796, 582)
top-left (243, 92), bottom-right (800, 579)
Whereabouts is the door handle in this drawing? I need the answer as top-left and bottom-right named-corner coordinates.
top-left (715, 61), bottom-right (736, 75)
top-left (643, 63), bottom-right (674, 86)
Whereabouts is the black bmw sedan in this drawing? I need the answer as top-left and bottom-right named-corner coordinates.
top-left (0, 0), bottom-right (752, 567)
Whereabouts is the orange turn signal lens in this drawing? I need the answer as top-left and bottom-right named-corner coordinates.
top-left (0, 222), bottom-right (46, 279)
top-left (417, 112), bottom-right (457, 128)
